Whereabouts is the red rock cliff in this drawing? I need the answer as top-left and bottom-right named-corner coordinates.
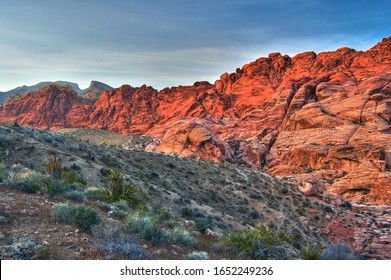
top-left (0, 37), bottom-right (390, 204)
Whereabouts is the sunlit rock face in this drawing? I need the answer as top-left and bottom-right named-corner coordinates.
top-left (1, 37), bottom-right (390, 204)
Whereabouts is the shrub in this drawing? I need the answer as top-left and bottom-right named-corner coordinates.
top-left (8, 168), bottom-right (46, 194)
top-left (0, 162), bottom-right (8, 183)
top-left (183, 251), bottom-right (209, 260)
top-left (100, 167), bottom-right (111, 177)
top-left (195, 216), bottom-right (214, 234)
top-left (63, 190), bottom-right (86, 202)
top-left (321, 242), bottom-right (358, 260)
top-left (70, 163), bottom-right (81, 171)
top-left (340, 201), bottom-right (352, 210)
top-left (92, 219), bottom-right (150, 260)
top-left (181, 207), bottom-right (192, 218)
top-left (126, 213), bottom-right (165, 245)
top-left (53, 134), bottom-right (65, 143)
top-left (224, 226), bottom-right (295, 260)
top-left (43, 178), bottom-right (68, 196)
top-left (97, 201), bottom-right (112, 211)
top-left (98, 239), bottom-right (151, 260)
top-left (110, 208), bottom-right (128, 219)
top-left (70, 205), bottom-right (102, 233)
top-left (167, 226), bottom-right (197, 247)
top-left (85, 186), bottom-right (101, 200)
top-left (52, 203), bottom-right (73, 223)
top-left (63, 168), bottom-right (86, 185)
top-left (156, 208), bottom-right (173, 222)
top-left (113, 200), bottom-right (130, 212)
top-left (300, 246), bottom-right (322, 260)
top-left (99, 169), bottom-right (148, 210)
top-left (92, 219), bottom-right (122, 241)
top-left (41, 134), bottom-right (53, 143)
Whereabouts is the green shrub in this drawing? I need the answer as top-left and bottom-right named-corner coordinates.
top-left (300, 246), bottom-right (322, 260)
top-left (113, 200), bottom-right (130, 212)
top-left (126, 213), bottom-right (165, 245)
top-left (182, 251), bottom-right (209, 260)
top-left (195, 216), bottom-right (214, 234)
top-left (156, 208), bottom-right (173, 222)
top-left (70, 163), bottom-right (81, 171)
top-left (52, 203), bottom-right (73, 223)
top-left (181, 207), bottom-right (192, 218)
top-left (63, 190), bottom-right (86, 202)
top-left (70, 205), bottom-right (102, 233)
top-left (85, 186), bottom-right (101, 200)
top-left (43, 178), bottom-right (68, 196)
top-left (100, 167), bottom-right (111, 177)
top-left (63, 168), bottom-right (86, 185)
top-left (0, 162), bottom-right (8, 183)
top-left (224, 226), bottom-right (294, 260)
top-left (110, 208), bottom-right (128, 219)
top-left (7, 166), bottom-right (46, 193)
top-left (167, 226), bottom-right (197, 247)
top-left (99, 169), bottom-right (148, 210)
top-left (97, 201), bottom-right (112, 211)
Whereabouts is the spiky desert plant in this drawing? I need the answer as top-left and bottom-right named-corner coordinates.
top-left (300, 246), bottom-right (322, 260)
top-left (46, 156), bottom-right (62, 179)
top-left (99, 169), bottom-right (147, 210)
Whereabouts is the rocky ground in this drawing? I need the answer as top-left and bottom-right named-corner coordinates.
top-left (0, 125), bottom-right (390, 259)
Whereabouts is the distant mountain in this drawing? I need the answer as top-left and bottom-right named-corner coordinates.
top-left (80, 81), bottom-right (113, 100)
top-left (0, 80), bottom-right (112, 105)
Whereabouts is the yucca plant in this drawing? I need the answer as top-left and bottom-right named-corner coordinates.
top-left (46, 156), bottom-right (62, 179)
top-left (99, 169), bottom-right (147, 210)
top-left (300, 246), bottom-right (322, 260)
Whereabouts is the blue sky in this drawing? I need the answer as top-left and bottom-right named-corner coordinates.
top-left (0, 0), bottom-right (390, 91)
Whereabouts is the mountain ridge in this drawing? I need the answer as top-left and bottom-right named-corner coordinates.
top-left (0, 37), bottom-right (390, 205)
top-left (0, 80), bottom-right (113, 105)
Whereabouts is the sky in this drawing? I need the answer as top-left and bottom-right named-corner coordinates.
top-left (0, 0), bottom-right (390, 91)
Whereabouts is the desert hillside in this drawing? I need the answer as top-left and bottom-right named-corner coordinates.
top-left (0, 125), bottom-right (390, 259)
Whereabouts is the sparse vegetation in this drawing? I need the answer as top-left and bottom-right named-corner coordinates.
top-left (99, 169), bottom-right (147, 210)
top-left (1, 124), bottom-right (384, 260)
top-left (321, 242), bottom-right (358, 260)
top-left (126, 213), bottom-right (165, 246)
top-left (63, 189), bottom-right (86, 202)
top-left (195, 216), bottom-right (214, 234)
top-left (300, 246), bottom-right (322, 260)
top-left (70, 205), bottom-right (102, 233)
top-left (52, 203), bottom-right (73, 223)
top-left (7, 166), bottom-right (46, 194)
top-left (166, 226), bottom-right (197, 247)
top-left (46, 156), bottom-right (62, 179)
top-left (52, 203), bottom-right (101, 233)
top-left (224, 226), bottom-right (297, 260)
top-left (92, 219), bottom-right (151, 260)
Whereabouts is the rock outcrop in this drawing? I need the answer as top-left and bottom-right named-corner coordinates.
top-left (80, 81), bottom-right (113, 100)
top-left (0, 37), bottom-right (390, 204)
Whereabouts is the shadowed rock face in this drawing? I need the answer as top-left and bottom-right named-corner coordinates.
top-left (0, 37), bottom-right (390, 205)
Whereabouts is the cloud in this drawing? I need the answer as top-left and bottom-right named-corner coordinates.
top-left (0, 0), bottom-right (389, 91)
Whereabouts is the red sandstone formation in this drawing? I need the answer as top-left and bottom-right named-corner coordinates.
top-left (0, 37), bottom-right (390, 205)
